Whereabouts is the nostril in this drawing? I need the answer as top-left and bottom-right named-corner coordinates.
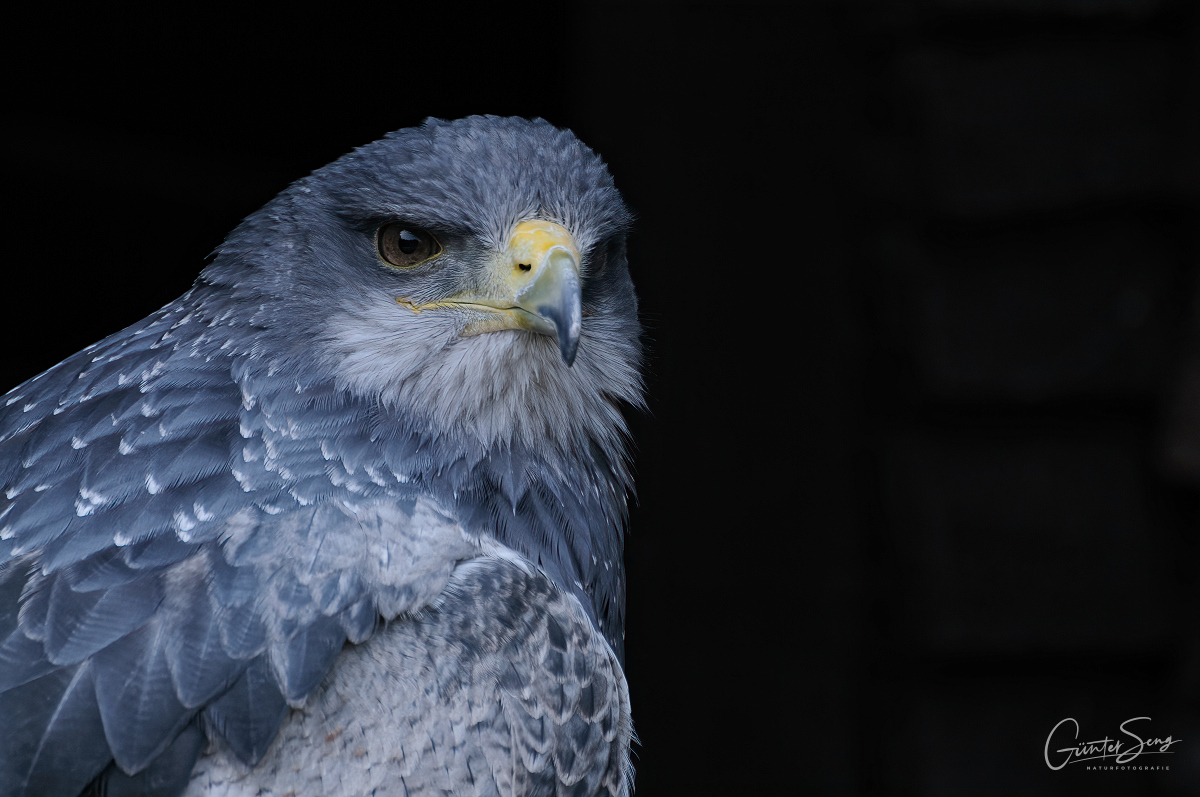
top-left (518, 263), bottom-right (532, 272)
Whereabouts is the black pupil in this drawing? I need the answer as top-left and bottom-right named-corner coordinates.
top-left (397, 230), bottom-right (421, 254)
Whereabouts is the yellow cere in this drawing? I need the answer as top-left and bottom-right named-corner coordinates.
top-left (505, 220), bottom-right (580, 277)
top-left (396, 220), bottom-right (581, 331)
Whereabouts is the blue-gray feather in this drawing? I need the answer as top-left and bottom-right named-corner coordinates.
top-left (0, 116), bottom-right (640, 796)
top-left (0, 662), bottom-right (111, 797)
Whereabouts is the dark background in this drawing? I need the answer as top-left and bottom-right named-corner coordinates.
top-left (3, 1), bottom-right (1199, 794)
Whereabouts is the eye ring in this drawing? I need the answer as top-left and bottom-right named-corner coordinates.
top-left (377, 223), bottom-right (442, 269)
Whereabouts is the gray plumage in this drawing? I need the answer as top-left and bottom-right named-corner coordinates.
top-left (0, 116), bottom-right (641, 797)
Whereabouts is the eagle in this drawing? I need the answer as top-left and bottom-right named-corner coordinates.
top-left (0, 116), bottom-right (642, 797)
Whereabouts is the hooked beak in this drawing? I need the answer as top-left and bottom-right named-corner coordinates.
top-left (396, 220), bottom-right (583, 366)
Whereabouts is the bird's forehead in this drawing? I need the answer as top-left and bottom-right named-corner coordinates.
top-left (319, 117), bottom-right (629, 251)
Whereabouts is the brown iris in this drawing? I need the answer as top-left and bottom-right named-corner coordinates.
top-left (377, 224), bottom-right (441, 268)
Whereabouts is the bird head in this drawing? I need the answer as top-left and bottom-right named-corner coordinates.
top-left (199, 116), bottom-right (643, 451)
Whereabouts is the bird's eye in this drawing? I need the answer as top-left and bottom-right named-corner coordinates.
top-left (377, 224), bottom-right (441, 268)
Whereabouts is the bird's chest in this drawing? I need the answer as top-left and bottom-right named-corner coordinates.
top-left (185, 555), bottom-right (632, 797)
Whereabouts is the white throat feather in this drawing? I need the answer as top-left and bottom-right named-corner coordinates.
top-left (318, 296), bottom-right (642, 461)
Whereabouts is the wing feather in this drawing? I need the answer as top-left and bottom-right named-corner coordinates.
top-left (268, 612), bottom-right (346, 703)
top-left (201, 656), bottom-right (289, 766)
top-left (93, 620), bottom-right (194, 773)
top-left (1, 662), bottom-right (112, 797)
top-left (0, 308), bottom-right (480, 794)
top-left (165, 590), bottom-right (242, 709)
top-left (44, 572), bottom-right (163, 666)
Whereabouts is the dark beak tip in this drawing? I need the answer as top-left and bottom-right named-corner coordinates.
top-left (536, 301), bottom-right (582, 367)
top-left (559, 335), bottom-right (580, 367)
